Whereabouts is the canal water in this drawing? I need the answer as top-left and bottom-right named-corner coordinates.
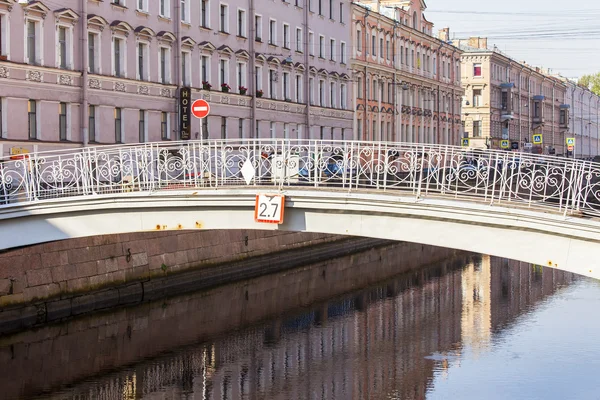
top-left (1, 245), bottom-right (599, 400)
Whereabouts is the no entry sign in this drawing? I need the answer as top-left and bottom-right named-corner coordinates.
top-left (191, 99), bottom-right (210, 119)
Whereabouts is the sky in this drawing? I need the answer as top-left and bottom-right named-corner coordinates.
top-left (425, 0), bottom-right (600, 80)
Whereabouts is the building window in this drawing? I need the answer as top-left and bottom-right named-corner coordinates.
top-left (181, 0), bottom-right (190, 22)
top-left (309, 77), bottom-right (314, 104)
top-left (283, 23), bottom-right (290, 49)
top-left (270, 121), bottom-right (276, 138)
top-left (269, 19), bottom-right (276, 45)
top-left (320, 126), bottom-right (324, 140)
top-left (236, 61), bottom-right (246, 90)
top-left (340, 42), bottom-right (346, 64)
top-left (219, 117), bottom-right (227, 139)
top-left (309, 32), bottom-right (314, 55)
top-left (319, 35), bottom-right (325, 58)
top-left (219, 59), bottom-right (228, 87)
top-left (379, 37), bottom-right (383, 58)
top-left (237, 9), bottom-right (246, 37)
top-left (220, 4), bottom-right (229, 33)
top-left (57, 26), bottom-right (68, 69)
top-left (296, 28), bottom-right (302, 52)
top-left (114, 107), bottom-right (123, 143)
top-left (473, 89), bottom-right (482, 107)
top-left (474, 63), bottom-right (482, 77)
top-left (201, 55), bottom-right (210, 83)
top-left (28, 100), bottom-right (37, 139)
top-left (0, 14), bottom-right (8, 59)
top-left (200, 0), bottom-right (209, 27)
top-left (160, 47), bottom-right (171, 84)
top-left (238, 118), bottom-right (244, 138)
top-left (89, 105), bottom-right (96, 142)
top-left (473, 120), bottom-right (481, 137)
top-left (268, 69), bottom-right (276, 98)
top-left (329, 39), bottom-right (335, 61)
top-left (255, 65), bottom-right (262, 91)
top-left (283, 123), bottom-right (289, 138)
top-left (113, 37), bottom-right (125, 77)
top-left (138, 110), bottom-right (146, 142)
top-left (59, 102), bottom-right (68, 141)
top-left (356, 30), bottom-right (362, 52)
top-left (340, 83), bottom-right (346, 109)
top-left (329, 0), bottom-right (333, 19)
top-left (88, 32), bottom-right (98, 73)
top-left (137, 0), bottom-right (149, 12)
top-left (137, 42), bottom-right (147, 80)
top-left (371, 34), bottom-right (376, 57)
top-left (339, 2), bottom-right (343, 23)
top-left (255, 15), bottom-right (262, 41)
top-left (386, 39), bottom-right (390, 60)
top-left (159, 0), bottom-right (171, 17)
top-left (26, 20), bottom-right (40, 65)
top-left (330, 82), bottom-right (335, 108)
top-left (318, 80), bottom-right (324, 106)
top-left (295, 75), bottom-right (302, 103)
top-left (283, 71), bottom-right (290, 100)
top-left (202, 117), bottom-right (209, 139)
top-left (357, 77), bottom-right (363, 98)
top-left (357, 119), bottom-right (362, 139)
top-left (161, 112), bottom-right (169, 140)
top-left (560, 109), bottom-right (567, 126)
top-left (182, 51), bottom-right (191, 86)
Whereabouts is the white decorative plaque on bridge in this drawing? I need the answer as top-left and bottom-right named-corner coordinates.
top-left (255, 194), bottom-right (285, 224)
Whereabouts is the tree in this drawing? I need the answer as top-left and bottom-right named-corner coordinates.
top-left (578, 73), bottom-right (600, 96)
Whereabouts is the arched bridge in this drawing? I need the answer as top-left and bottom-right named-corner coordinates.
top-left (1, 139), bottom-right (600, 279)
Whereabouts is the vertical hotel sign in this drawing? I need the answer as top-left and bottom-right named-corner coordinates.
top-left (180, 87), bottom-right (191, 140)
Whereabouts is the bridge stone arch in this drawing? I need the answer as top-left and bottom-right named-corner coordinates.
top-left (1, 189), bottom-right (599, 279)
top-left (1, 139), bottom-right (600, 279)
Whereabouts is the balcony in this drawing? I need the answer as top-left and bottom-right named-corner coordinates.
top-left (500, 83), bottom-right (514, 121)
top-left (532, 95), bottom-right (545, 126)
top-left (559, 104), bottom-right (570, 130)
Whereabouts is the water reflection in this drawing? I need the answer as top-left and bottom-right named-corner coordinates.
top-left (0, 251), bottom-right (580, 400)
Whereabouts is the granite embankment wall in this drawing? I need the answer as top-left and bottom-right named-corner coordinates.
top-left (0, 230), bottom-right (340, 307)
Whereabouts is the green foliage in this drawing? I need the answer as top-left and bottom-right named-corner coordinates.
top-left (578, 73), bottom-right (600, 96)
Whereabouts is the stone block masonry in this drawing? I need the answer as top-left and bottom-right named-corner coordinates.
top-left (0, 230), bottom-right (340, 307)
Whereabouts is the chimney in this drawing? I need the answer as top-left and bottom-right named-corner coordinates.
top-left (438, 28), bottom-right (450, 42)
top-left (468, 37), bottom-right (488, 49)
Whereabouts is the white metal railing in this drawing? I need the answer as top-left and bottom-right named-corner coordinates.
top-left (1, 139), bottom-right (599, 217)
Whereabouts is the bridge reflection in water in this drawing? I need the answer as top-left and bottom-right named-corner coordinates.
top-left (0, 248), bottom-right (577, 400)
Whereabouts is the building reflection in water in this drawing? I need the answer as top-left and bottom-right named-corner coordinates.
top-left (1, 254), bottom-right (577, 400)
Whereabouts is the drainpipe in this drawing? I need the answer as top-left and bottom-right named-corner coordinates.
top-left (392, 19), bottom-right (399, 142)
top-left (80, 0), bottom-right (89, 146)
top-left (175, 0), bottom-right (181, 140)
top-left (304, 0), bottom-right (310, 139)
top-left (362, 8), bottom-right (370, 140)
top-left (550, 82), bottom-right (554, 155)
top-left (450, 48), bottom-right (456, 145)
top-left (589, 92), bottom-right (593, 157)
top-left (580, 91), bottom-right (584, 158)
top-left (249, 0), bottom-right (256, 138)
top-left (435, 41), bottom-right (443, 144)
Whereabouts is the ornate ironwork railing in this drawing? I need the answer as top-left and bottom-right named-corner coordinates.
top-left (1, 139), bottom-right (599, 217)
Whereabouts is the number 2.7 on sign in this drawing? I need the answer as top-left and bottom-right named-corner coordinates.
top-left (255, 194), bottom-right (285, 224)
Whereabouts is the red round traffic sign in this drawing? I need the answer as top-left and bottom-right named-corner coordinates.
top-left (191, 99), bottom-right (210, 119)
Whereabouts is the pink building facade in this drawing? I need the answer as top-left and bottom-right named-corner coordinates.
top-left (350, 0), bottom-right (464, 145)
top-left (0, 0), bottom-right (354, 157)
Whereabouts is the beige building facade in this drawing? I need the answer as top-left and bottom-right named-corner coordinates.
top-left (459, 37), bottom-right (575, 155)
